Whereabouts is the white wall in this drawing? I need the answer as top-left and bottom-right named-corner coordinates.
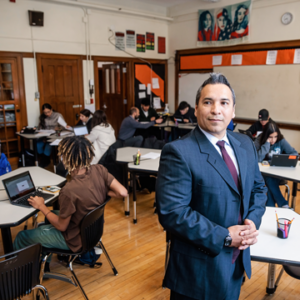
top-left (0, 0), bottom-right (169, 124)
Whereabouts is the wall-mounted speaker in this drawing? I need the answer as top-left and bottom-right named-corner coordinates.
top-left (28, 10), bottom-right (44, 27)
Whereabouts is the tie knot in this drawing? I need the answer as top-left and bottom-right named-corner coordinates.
top-left (216, 140), bottom-right (225, 149)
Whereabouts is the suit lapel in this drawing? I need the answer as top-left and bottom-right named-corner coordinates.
top-left (194, 127), bottom-right (240, 195)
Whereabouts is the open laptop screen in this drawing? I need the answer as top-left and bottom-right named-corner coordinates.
top-left (74, 125), bottom-right (88, 136)
top-left (3, 171), bottom-right (35, 201)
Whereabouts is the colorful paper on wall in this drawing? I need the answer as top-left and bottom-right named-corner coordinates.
top-left (136, 34), bottom-right (145, 52)
top-left (158, 37), bottom-right (166, 54)
top-left (146, 32), bottom-right (155, 50)
top-left (126, 30), bottom-right (135, 48)
top-left (293, 49), bottom-right (300, 64)
top-left (266, 51), bottom-right (277, 65)
top-left (197, 0), bottom-right (252, 46)
top-left (115, 32), bottom-right (125, 51)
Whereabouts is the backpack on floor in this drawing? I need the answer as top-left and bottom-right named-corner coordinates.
top-left (76, 248), bottom-right (102, 268)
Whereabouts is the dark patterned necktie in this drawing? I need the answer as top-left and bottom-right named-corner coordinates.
top-left (216, 140), bottom-right (242, 263)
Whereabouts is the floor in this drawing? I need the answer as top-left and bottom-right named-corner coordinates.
top-left (1, 165), bottom-right (300, 299)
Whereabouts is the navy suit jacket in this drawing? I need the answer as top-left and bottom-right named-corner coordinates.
top-left (156, 127), bottom-right (267, 300)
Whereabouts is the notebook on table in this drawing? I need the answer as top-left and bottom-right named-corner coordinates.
top-left (269, 154), bottom-right (299, 167)
top-left (2, 171), bottom-right (54, 208)
top-left (74, 125), bottom-right (88, 136)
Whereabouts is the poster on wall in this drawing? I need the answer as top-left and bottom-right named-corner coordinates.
top-left (136, 34), bottom-right (145, 52)
top-left (126, 30), bottom-right (135, 48)
top-left (146, 32), bottom-right (155, 50)
top-left (115, 32), bottom-right (125, 51)
top-left (197, 0), bottom-right (252, 46)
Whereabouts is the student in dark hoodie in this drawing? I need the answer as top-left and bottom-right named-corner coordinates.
top-left (255, 122), bottom-right (298, 208)
top-left (173, 101), bottom-right (197, 123)
top-left (76, 109), bottom-right (93, 133)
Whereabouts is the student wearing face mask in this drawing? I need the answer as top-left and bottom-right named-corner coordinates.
top-left (255, 122), bottom-right (298, 208)
top-left (118, 107), bottom-right (163, 147)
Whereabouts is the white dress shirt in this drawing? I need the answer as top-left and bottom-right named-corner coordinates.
top-left (199, 126), bottom-right (240, 175)
top-left (142, 109), bottom-right (149, 118)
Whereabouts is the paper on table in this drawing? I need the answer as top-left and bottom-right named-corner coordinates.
top-left (141, 152), bottom-right (161, 160)
top-left (57, 116), bottom-right (67, 128)
top-left (293, 49), bottom-right (300, 64)
top-left (50, 139), bottom-right (61, 146)
top-left (266, 51), bottom-right (277, 65)
top-left (36, 132), bottom-right (52, 136)
top-left (139, 84), bottom-right (146, 90)
top-left (38, 129), bottom-right (55, 134)
top-left (152, 78), bottom-right (159, 89)
top-left (60, 131), bottom-right (72, 136)
top-left (212, 56), bottom-right (222, 66)
top-left (147, 83), bottom-right (151, 95)
top-left (231, 55), bottom-right (242, 65)
top-left (138, 92), bottom-right (146, 99)
top-left (153, 97), bottom-right (161, 109)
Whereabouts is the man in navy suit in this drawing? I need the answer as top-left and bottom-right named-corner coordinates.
top-left (156, 73), bottom-right (267, 300)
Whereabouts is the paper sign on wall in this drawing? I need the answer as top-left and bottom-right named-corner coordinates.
top-left (212, 56), bottom-right (222, 66)
top-left (152, 78), bottom-right (159, 89)
top-left (115, 32), bottom-right (125, 51)
top-left (126, 30), bottom-right (135, 48)
top-left (266, 51), bottom-right (277, 65)
top-left (138, 92), bottom-right (146, 99)
top-left (293, 49), bottom-right (300, 64)
top-left (139, 84), bottom-right (146, 90)
top-left (147, 83), bottom-right (151, 95)
top-left (153, 97), bottom-right (161, 109)
top-left (231, 55), bottom-right (242, 65)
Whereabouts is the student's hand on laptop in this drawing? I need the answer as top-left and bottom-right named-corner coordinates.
top-left (183, 119), bottom-right (189, 123)
top-left (28, 196), bottom-right (45, 209)
top-left (155, 118), bottom-right (163, 124)
top-left (150, 117), bottom-right (156, 121)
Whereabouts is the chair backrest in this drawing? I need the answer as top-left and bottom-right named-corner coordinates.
top-left (0, 244), bottom-right (41, 300)
top-left (80, 197), bottom-right (110, 253)
top-left (283, 265), bottom-right (300, 280)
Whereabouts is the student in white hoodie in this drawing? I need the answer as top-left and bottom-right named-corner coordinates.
top-left (86, 110), bottom-right (116, 164)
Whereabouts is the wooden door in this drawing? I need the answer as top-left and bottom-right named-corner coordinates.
top-left (39, 56), bottom-right (84, 126)
top-left (0, 58), bottom-right (22, 163)
top-left (101, 63), bottom-right (127, 136)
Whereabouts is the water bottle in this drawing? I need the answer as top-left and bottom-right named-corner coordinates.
top-left (164, 104), bottom-right (169, 114)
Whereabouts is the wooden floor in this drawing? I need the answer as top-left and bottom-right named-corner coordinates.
top-left (1, 168), bottom-right (300, 299)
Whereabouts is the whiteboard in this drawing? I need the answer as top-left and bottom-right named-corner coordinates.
top-left (179, 73), bottom-right (210, 108)
top-left (214, 65), bottom-right (300, 124)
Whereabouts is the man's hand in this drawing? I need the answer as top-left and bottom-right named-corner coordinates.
top-left (228, 225), bottom-right (250, 247)
top-left (183, 119), bottom-right (189, 123)
top-left (150, 117), bottom-right (156, 121)
top-left (155, 118), bottom-right (163, 124)
top-left (238, 219), bottom-right (259, 250)
top-left (28, 196), bottom-right (45, 210)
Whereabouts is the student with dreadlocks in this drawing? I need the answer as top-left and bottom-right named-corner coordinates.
top-left (14, 136), bottom-right (127, 271)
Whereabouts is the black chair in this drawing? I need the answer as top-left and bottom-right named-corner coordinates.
top-left (55, 161), bottom-right (68, 178)
top-left (39, 199), bottom-right (118, 300)
top-left (0, 243), bottom-right (49, 300)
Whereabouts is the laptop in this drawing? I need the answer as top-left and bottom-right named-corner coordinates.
top-left (172, 116), bottom-right (184, 123)
top-left (270, 154), bottom-right (299, 167)
top-left (74, 125), bottom-right (88, 136)
top-left (2, 171), bottom-right (54, 208)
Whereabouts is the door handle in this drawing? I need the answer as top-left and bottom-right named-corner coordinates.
top-left (76, 113), bottom-right (79, 120)
top-left (103, 104), bottom-right (107, 109)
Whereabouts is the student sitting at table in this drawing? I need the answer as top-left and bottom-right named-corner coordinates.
top-left (86, 110), bottom-right (116, 164)
top-left (139, 98), bottom-right (160, 122)
top-left (14, 136), bottom-right (127, 272)
top-left (254, 122), bottom-right (298, 208)
top-left (76, 109), bottom-right (93, 133)
top-left (118, 107), bottom-right (163, 147)
top-left (247, 109), bottom-right (274, 137)
top-left (173, 101), bottom-right (197, 123)
top-left (38, 103), bottom-right (68, 168)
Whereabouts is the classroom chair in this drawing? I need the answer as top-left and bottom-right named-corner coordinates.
top-left (0, 243), bottom-right (49, 300)
top-left (39, 199), bottom-right (118, 300)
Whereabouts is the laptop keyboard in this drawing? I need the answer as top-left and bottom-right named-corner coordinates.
top-left (15, 191), bottom-right (54, 207)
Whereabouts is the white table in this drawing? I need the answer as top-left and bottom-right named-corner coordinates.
top-left (259, 162), bottom-right (300, 208)
top-left (0, 167), bottom-right (67, 254)
top-left (116, 147), bottom-right (161, 221)
top-left (251, 207), bottom-right (300, 294)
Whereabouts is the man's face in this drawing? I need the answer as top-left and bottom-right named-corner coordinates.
top-left (135, 108), bottom-right (140, 119)
top-left (195, 84), bottom-right (235, 139)
top-left (260, 117), bottom-right (269, 126)
top-left (180, 107), bottom-right (189, 115)
top-left (141, 104), bottom-right (150, 112)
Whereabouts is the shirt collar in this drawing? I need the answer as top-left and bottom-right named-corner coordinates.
top-left (198, 125), bottom-right (230, 146)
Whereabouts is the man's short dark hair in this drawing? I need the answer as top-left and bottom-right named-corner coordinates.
top-left (141, 98), bottom-right (150, 106)
top-left (195, 73), bottom-right (236, 105)
top-left (130, 107), bottom-right (138, 115)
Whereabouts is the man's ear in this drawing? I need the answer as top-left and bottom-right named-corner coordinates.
top-left (195, 105), bottom-right (198, 117)
top-left (232, 104), bottom-right (236, 119)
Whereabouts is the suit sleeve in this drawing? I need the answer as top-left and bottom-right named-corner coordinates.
top-left (156, 143), bottom-right (229, 257)
top-left (244, 141), bottom-right (267, 229)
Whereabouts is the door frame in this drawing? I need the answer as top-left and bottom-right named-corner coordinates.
top-left (93, 56), bottom-right (168, 114)
top-left (36, 53), bottom-right (85, 114)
